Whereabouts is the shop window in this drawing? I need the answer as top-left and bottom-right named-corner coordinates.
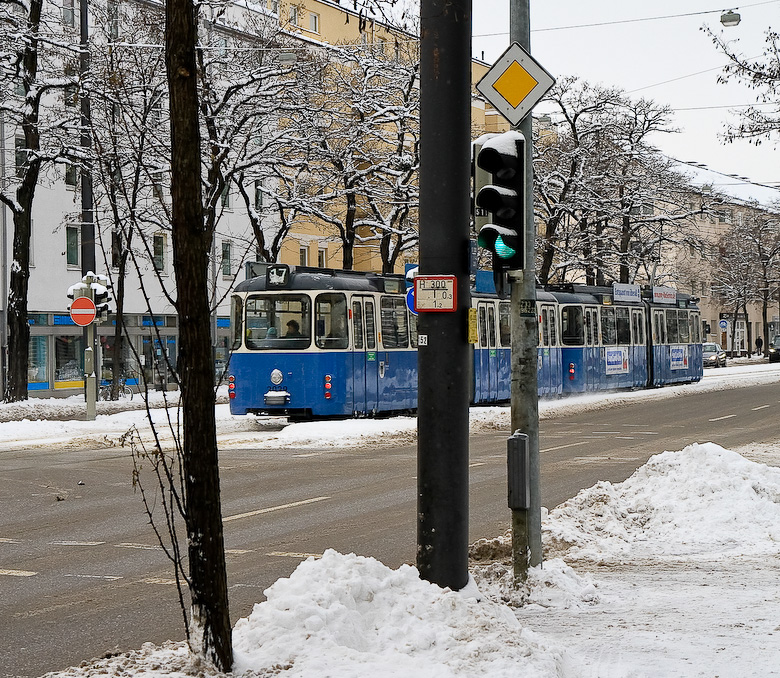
top-left (55, 335), bottom-right (84, 382)
top-left (28, 336), bottom-right (48, 385)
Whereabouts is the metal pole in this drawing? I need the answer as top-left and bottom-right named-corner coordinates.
top-left (417, 0), bottom-right (472, 591)
top-left (509, 0), bottom-right (542, 573)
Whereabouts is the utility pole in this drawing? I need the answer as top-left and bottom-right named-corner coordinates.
top-left (509, 0), bottom-right (542, 573)
top-left (417, 0), bottom-right (472, 591)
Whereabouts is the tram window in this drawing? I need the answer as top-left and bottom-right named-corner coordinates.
top-left (352, 301), bottom-right (364, 350)
top-left (245, 294), bottom-right (311, 349)
top-left (616, 307), bottom-right (631, 344)
top-left (380, 297), bottom-right (408, 348)
top-left (548, 306), bottom-right (557, 346)
top-left (499, 303), bottom-right (511, 347)
top-left (478, 307), bottom-right (488, 347)
top-left (654, 311), bottom-right (666, 344)
top-left (678, 310), bottom-right (690, 343)
top-left (487, 306), bottom-right (497, 348)
top-left (584, 310), bottom-right (592, 346)
top-left (600, 307), bottom-right (616, 345)
top-left (230, 296), bottom-right (243, 349)
top-left (666, 310), bottom-right (679, 343)
top-left (561, 306), bottom-right (584, 345)
top-left (315, 293), bottom-right (348, 349)
top-left (541, 309), bottom-right (549, 347)
top-left (365, 301), bottom-right (376, 349)
top-left (632, 311), bottom-right (645, 345)
top-left (409, 312), bottom-right (418, 348)
top-left (690, 313), bottom-right (701, 343)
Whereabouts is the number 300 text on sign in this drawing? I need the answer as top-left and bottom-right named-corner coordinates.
top-left (413, 275), bottom-right (457, 312)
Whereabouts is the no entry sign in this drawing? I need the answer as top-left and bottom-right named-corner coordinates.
top-left (70, 296), bottom-right (96, 326)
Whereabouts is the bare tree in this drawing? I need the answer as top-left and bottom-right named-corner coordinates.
top-left (0, 0), bottom-right (77, 401)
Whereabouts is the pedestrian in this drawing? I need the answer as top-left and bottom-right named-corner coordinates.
top-left (756, 336), bottom-right (763, 355)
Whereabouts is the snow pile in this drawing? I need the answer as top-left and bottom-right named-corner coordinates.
top-left (232, 549), bottom-right (568, 678)
top-left (545, 442), bottom-right (780, 562)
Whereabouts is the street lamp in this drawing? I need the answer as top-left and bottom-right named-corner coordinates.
top-left (720, 10), bottom-right (741, 27)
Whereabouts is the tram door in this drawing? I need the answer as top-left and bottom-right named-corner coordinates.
top-left (351, 296), bottom-right (379, 414)
top-left (476, 302), bottom-right (499, 401)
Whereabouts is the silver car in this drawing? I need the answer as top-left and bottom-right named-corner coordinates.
top-left (702, 342), bottom-right (727, 368)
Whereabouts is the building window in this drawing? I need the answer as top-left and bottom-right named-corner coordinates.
top-left (309, 12), bottom-right (319, 32)
top-left (112, 230), bottom-right (123, 268)
top-left (299, 246), bottom-right (308, 266)
top-left (107, 0), bottom-right (119, 40)
top-left (221, 184), bottom-right (231, 209)
top-left (318, 248), bottom-right (327, 268)
top-left (65, 163), bottom-right (78, 187)
top-left (268, 0), bottom-right (278, 13)
top-left (221, 241), bottom-right (232, 277)
top-left (254, 180), bottom-right (263, 211)
top-left (289, 5), bottom-right (298, 26)
top-left (66, 225), bottom-right (80, 267)
top-left (153, 233), bottom-right (166, 273)
top-left (62, 0), bottom-right (75, 27)
top-left (15, 137), bottom-right (27, 178)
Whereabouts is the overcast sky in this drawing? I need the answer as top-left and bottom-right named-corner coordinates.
top-left (472, 0), bottom-right (780, 206)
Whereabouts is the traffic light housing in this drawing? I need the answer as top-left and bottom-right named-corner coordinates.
top-left (475, 130), bottom-right (525, 296)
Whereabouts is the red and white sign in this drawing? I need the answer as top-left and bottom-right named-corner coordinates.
top-left (414, 275), bottom-right (457, 312)
top-left (69, 296), bottom-right (96, 326)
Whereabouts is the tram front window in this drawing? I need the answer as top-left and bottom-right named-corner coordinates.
top-left (245, 294), bottom-right (311, 349)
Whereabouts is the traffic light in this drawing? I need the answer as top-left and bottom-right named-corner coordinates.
top-left (93, 276), bottom-right (113, 319)
top-left (475, 130), bottom-right (525, 296)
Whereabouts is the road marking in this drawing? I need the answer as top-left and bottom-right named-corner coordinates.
top-left (592, 431), bottom-right (620, 434)
top-left (141, 577), bottom-right (177, 585)
top-left (0, 537), bottom-right (21, 544)
top-left (0, 568), bottom-right (37, 577)
top-left (540, 441), bottom-right (588, 453)
top-left (709, 414), bottom-right (737, 422)
top-left (51, 540), bottom-right (105, 547)
top-left (752, 405), bottom-right (770, 411)
top-left (615, 436), bottom-right (636, 440)
top-left (266, 551), bottom-right (322, 559)
top-left (469, 462), bottom-right (485, 468)
top-left (225, 549), bottom-right (252, 555)
top-left (64, 573), bottom-right (122, 581)
top-left (223, 496), bottom-right (330, 523)
top-left (115, 542), bottom-right (163, 551)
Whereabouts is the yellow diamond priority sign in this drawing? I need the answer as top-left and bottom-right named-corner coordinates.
top-left (477, 43), bottom-right (555, 126)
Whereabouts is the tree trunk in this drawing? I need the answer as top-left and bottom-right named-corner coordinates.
top-left (165, 0), bottom-right (232, 670)
top-left (4, 0), bottom-right (43, 403)
top-left (342, 191), bottom-right (357, 270)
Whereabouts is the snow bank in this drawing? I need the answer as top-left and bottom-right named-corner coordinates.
top-left (232, 549), bottom-right (569, 678)
top-left (545, 442), bottom-right (780, 562)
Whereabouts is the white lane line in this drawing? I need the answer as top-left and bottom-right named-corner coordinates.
top-left (0, 537), bottom-right (21, 544)
top-left (752, 405), bottom-right (770, 411)
top-left (540, 441), bottom-right (589, 453)
top-left (615, 436), bottom-right (636, 440)
top-left (223, 496), bottom-right (330, 523)
top-left (0, 568), bottom-right (37, 577)
top-left (225, 549), bottom-right (253, 555)
top-left (115, 542), bottom-right (163, 551)
top-left (709, 414), bottom-right (737, 422)
top-left (469, 462), bottom-right (486, 468)
top-left (51, 540), bottom-right (105, 547)
top-left (267, 551), bottom-right (322, 559)
top-left (141, 577), bottom-right (177, 585)
top-left (64, 573), bottom-right (122, 581)
top-left (592, 431), bottom-right (620, 434)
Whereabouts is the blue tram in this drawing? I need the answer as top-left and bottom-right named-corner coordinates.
top-left (227, 264), bottom-right (702, 418)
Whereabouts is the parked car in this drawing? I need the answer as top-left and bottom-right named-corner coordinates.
top-left (702, 342), bottom-right (727, 368)
top-left (768, 336), bottom-right (780, 363)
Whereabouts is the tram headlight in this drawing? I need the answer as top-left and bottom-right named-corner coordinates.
top-left (270, 369), bottom-right (284, 386)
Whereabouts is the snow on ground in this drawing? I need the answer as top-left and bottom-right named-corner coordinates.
top-left (8, 359), bottom-right (780, 677)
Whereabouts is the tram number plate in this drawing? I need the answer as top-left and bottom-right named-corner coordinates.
top-left (414, 275), bottom-right (457, 312)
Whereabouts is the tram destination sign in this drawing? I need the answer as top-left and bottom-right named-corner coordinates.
top-left (414, 275), bottom-right (457, 312)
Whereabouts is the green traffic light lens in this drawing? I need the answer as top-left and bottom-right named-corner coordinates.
top-left (494, 235), bottom-right (516, 259)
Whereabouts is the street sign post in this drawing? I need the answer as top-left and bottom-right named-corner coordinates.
top-left (69, 296), bottom-right (97, 326)
top-left (476, 42), bottom-right (555, 126)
